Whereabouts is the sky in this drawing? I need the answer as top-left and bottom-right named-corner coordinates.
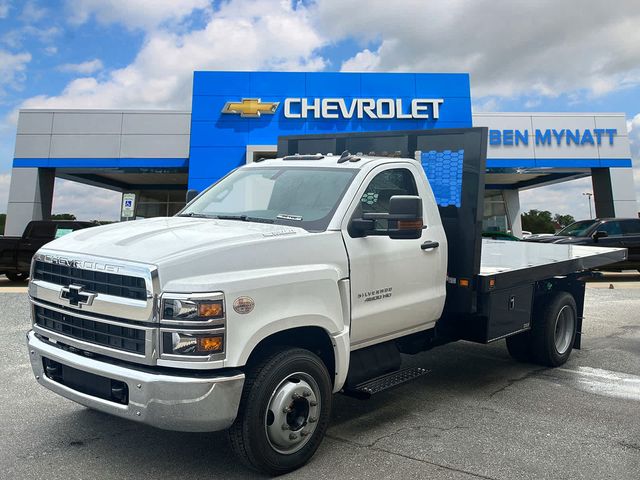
top-left (0, 0), bottom-right (639, 221)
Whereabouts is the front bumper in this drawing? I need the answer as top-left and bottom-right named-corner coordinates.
top-left (26, 331), bottom-right (244, 432)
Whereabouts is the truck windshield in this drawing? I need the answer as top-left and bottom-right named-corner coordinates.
top-left (178, 167), bottom-right (357, 231)
top-left (556, 220), bottom-right (598, 237)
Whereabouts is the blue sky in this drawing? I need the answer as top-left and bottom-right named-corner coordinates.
top-left (0, 0), bottom-right (639, 220)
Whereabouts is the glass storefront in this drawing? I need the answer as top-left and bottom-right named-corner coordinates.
top-left (134, 190), bottom-right (187, 219)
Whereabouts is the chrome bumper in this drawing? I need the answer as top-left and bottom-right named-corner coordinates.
top-left (26, 331), bottom-right (244, 432)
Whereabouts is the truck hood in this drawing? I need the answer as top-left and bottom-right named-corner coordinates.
top-left (44, 216), bottom-right (309, 265)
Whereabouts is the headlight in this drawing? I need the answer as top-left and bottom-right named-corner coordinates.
top-left (160, 292), bottom-right (226, 360)
top-left (163, 298), bottom-right (224, 320)
top-left (163, 332), bottom-right (224, 356)
top-left (161, 294), bottom-right (224, 323)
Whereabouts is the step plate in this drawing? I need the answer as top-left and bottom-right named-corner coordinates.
top-left (344, 367), bottom-right (430, 399)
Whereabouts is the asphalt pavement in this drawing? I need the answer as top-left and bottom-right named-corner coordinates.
top-left (0, 277), bottom-right (639, 479)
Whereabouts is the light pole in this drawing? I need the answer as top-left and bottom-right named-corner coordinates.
top-left (582, 192), bottom-right (593, 219)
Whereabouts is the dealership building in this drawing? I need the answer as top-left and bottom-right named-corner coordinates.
top-left (5, 71), bottom-right (637, 236)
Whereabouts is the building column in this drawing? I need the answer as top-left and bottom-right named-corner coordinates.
top-left (4, 168), bottom-right (55, 236)
top-left (503, 189), bottom-right (523, 237)
top-left (592, 167), bottom-right (638, 218)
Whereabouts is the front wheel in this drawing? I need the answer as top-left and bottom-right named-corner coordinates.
top-left (6, 271), bottom-right (28, 282)
top-left (228, 348), bottom-right (333, 475)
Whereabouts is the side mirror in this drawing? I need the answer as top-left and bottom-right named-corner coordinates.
top-left (186, 189), bottom-right (199, 203)
top-left (387, 196), bottom-right (424, 239)
top-left (353, 195), bottom-right (424, 239)
top-left (592, 230), bottom-right (608, 241)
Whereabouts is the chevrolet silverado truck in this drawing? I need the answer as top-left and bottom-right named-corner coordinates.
top-left (26, 129), bottom-right (626, 475)
top-left (0, 220), bottom-right (93, 282)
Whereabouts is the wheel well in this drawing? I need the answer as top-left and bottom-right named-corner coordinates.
top-left (246, 327), bottom-right (336, 385)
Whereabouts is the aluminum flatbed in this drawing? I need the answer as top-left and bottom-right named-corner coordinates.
top-left (477, 240), bottom-right (627, 292)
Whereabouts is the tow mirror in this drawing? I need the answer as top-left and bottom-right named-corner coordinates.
top-left (352, 195), bottom-right (423, 239)
top-left (592, 230), bottom-right (608, 241)
top-left (186, 189), bottom-right (199, 203)
top-left (387, 196), bottom-right (424, 239)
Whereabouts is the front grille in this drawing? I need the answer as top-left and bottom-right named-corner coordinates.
top-left (35, 305), bottom-right (146, 355)
top-left (33, 261), bottom-right (147, 301)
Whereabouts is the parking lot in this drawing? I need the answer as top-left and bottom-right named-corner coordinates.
top-left (1, 274), bottom-right (639, 479)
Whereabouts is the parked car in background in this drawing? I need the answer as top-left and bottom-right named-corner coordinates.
top-left (524, 218), bottom-right (640, 271)
top-left (482, 231), bottom-right (520, 241)
top-left (0, 220), bottom-right (94, 281)
top-left (521, 230), bottom-right (533, 238)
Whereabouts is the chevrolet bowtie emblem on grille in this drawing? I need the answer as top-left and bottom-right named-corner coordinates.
top-left (221, 98), bottom-right (280, 118)
top-left (60, 284), bottom-right (97, 308)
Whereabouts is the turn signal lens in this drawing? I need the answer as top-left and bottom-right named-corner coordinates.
top-left (397, 219), bottom-right (424, 230)
top-left (198, 302), bottom-right (223, 318)
top-left (197, 336), bottom-right (223, 352)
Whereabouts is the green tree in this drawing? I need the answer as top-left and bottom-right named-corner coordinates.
top-left (553, 214), bottom-right (576, 229)
top-left (51, 213), bottom-right (77, 220)
top-left (522, 209), bottom-right (555, 234)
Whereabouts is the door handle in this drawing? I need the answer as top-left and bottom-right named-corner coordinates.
top-left (421, 241), bottom-right (439, 250)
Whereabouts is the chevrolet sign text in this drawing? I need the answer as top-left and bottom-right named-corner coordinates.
top-left (283, 98), bottom-right (444, 120)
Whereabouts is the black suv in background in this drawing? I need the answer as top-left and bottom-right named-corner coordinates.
top-left (0, 220), bottom-right (94, 281)
top-left (524, 218), bottom-right (640, 271)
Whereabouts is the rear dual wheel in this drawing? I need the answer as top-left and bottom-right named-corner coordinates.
top-left (506, 292), bottom-right (577, 367)
top-left (228, 348), bottom-right (332, 476)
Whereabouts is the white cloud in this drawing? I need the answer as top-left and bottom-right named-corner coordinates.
top-left (20, 1), bottom-right (46, 22)
top-left (520, 177), bottom-right (595, 220)
top-left (0, 49), bottom-right (31, 96)
top-left (67, 0), bottom-right (211, 31)
top-left (58, 59), bottom-right (104, 75)
top-left (341, 48), bottom-right (381, 72)
top-left (19, 0), bottom-right (326, 111)
top-left (0, 172), bottom-right (10, 213)
top-left (52, 179), bottom-right (121, 221)
top-left (0, 0), bottom-right (9, 18)
top-left (2, 25), bottom-right (60, 49)
top-left (320, 0), bottom-right (640, 99)
top-left (0, 173), bottom-right (121, 220)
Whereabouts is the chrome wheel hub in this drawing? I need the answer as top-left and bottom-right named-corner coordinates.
top-left (554, 305), bottom-right (575, 355)
top-left (265, 372), bottom-right (320, 454)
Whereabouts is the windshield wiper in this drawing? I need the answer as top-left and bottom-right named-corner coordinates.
top-left (176, 212), bottom-right (214, 218)
top-left (215, 215), bottom-right (275, 224)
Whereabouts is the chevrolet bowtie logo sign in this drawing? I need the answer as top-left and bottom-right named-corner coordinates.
top-left (222, 98), bottom-right (280, 118)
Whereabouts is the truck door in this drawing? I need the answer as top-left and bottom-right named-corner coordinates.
top-left (341, 163), bottom-right (447, 348)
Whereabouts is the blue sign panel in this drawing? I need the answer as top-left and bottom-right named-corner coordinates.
top-left (188, 71), bottom-right (472, 190)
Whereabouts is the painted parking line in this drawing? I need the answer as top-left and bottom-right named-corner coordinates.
top-left (0, 286), bottom-right (28, 293)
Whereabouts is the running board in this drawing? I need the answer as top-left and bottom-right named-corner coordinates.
top-left (343, 367), bottom-right (430, 399)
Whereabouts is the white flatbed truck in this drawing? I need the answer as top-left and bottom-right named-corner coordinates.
top-left (26, 128), bottom-right (626, 474)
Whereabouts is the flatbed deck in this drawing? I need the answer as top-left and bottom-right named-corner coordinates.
top-left (477, 239), bottom-right (627, 292)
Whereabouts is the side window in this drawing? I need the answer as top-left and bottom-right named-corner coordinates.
top-left (354, 168), bottom-right (418, 230)
top-left (599, 221), bottom-right (623, 236)
top-left (622, 220), bottom-right (640, 235)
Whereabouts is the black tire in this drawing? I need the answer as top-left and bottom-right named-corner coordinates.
top-left (505, 331), bottom-right (533, 362)
top-left (228, 348), bottom-right (333, 476)
top-left (530, 292), bottom-right (577, 367)
top-left (6, 272), bottom-right (28, 282)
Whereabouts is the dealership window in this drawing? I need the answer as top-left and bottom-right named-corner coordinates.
top-left (483, 192), bottom-right (509, 233)
top-left (135, 190), bottom-right (186, 218)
